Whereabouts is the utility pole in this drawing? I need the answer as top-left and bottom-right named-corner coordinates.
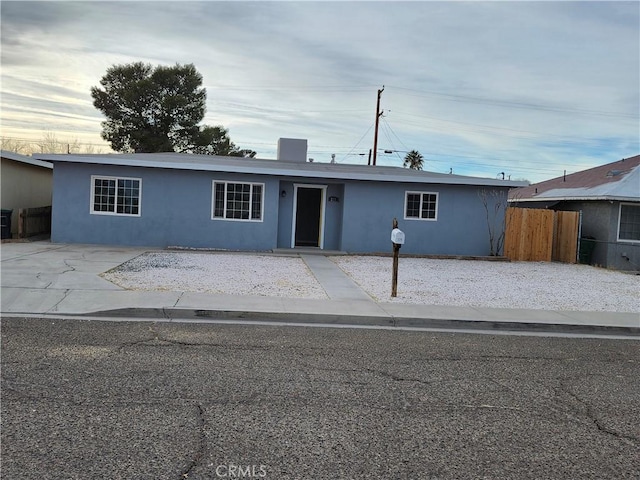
top-left (372, 85), bottom-right (384, 166)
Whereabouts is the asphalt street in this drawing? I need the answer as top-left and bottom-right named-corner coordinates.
top-left (1, 316), bottom-right (639, 480)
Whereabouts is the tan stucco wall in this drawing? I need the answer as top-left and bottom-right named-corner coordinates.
top-left (1, 158), bottom-right (53, 235)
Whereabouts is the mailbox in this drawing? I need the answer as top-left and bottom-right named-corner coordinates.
top-left (391, 228), bottom-right (405, 245)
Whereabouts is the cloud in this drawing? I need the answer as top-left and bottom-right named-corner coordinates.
top-left (0, 1), bottom-right (637, 182)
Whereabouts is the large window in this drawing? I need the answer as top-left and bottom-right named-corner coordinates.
top-left (404, 191), bottom-right (438, 220)
top-left (91, 176), bottom-right (141, 216)
top-left (618, 203), bottom-right (640, 242)
top-left (212, 181), bottom-right (264, 221)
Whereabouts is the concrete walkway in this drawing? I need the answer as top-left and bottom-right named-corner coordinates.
top-left (1, 241), bottom-right (638, 336)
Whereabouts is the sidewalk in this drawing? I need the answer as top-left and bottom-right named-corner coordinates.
top-left (1, 241), bottom-right (638, 336)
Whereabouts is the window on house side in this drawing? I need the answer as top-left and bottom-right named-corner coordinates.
top-left (405, 192), bottom-right (438, 220)
top-left (91, 176), bottom-right (141, 216)
top-left (212, 181), bottom-right (264, 221)
top-left (618, 203), bottom-right (640, 242)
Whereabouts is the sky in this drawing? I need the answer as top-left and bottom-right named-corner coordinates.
top-left (1, 1), bottom-right (638, 183)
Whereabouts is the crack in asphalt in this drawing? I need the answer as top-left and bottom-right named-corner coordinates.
top-left (363, 367), bottom-right (434, 385)
top-left (559, 384), bottom-right (638, 446)
top-left (178, 404), bottom-right (206, 479)
top-left (295, 360), bottom-right (436, 386)
top-left (122, 338), bottom-right (276, 350)
top-left (114, 325), bottom-right (274, 352)
top-left (0, 384), bottom-right (212, 407)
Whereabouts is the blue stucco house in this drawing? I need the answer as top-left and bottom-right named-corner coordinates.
top-left (34, 139), bottom-right (525, 255)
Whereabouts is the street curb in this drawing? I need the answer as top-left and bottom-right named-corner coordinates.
top-left (88, 308), bottom-right (395, 327)
top-left (84, 308), bottom-right (640, 337)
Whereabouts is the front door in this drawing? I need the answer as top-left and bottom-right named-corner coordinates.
top-left (294, 186), bottom-right (324, 247)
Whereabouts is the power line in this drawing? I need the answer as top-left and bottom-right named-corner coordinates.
top-left (338, 122), bottom-right (375, 163)
top-left (209, 100), bottom-right (369, 115)
top-left (386, 85), bottom-right (637, 120)
top-left (381, 117), bottom-right (411, 152)
top-left (387, 110), bottom-right (600, 141)
top-left (379, 121), bottom-right (403, 163)
top-left (207, 84), bottom-right (376, 92)
top-left (207, 83), bottom-right (637, 120)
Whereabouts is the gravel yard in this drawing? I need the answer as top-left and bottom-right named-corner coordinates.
top-left (102, 252), bottom-right (327, 299)
top-left (333, 256), bottom-right (639, 313)
top-left (102, 252), bottom-right (640, 313)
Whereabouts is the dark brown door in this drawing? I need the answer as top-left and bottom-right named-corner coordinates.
top-left (295, 187), bottom-right (322, 247)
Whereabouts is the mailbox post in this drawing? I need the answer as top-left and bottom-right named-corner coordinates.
top-left (391, 218), bottom-right (405, 297)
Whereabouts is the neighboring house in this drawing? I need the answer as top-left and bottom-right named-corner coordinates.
top-left (1, 150), bottom-right (53, 238)
top-left (509, 155), bottom-right (640, 271)
top-left (34, 139), bottom-right (525, 255)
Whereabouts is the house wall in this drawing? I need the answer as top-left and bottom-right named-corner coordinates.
top-left (607, 201), bottom-right (640, 271)
top-left (51, 163), bottom-right (280, 249)
top-left (341, 181), bottom-right (504, 255)
top-left (51, 162), bottom-right (509, 256)
top-left (1, 158), bottom-right (53, 236)
top-left (555, 200), bottom-right (640, 271)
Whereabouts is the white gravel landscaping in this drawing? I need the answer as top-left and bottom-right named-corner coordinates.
top-left (102, 251), bottom-right (639, 313)
top-left (101, 252), bottom-right (328, 299)
top-left (332, 256), bottom-right (640, 313)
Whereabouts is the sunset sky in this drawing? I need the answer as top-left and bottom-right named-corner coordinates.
top-left (1, 1), bottom-right (638, 182)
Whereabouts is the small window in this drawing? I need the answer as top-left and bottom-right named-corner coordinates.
top-left (91, 176), bottom-right (141, 216)
top-left (618, 203), bottom-right (640, 242)
top-left (405, 191), bottom-right (438, 220)
top-left (212, 181), bottom-right (264, 221)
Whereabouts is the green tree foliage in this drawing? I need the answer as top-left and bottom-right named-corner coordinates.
top-left (180, 125), bottom-right (256, 157)
top-left (91, 62), bottom-right (255, 157)
top-left (403, 150), bottom-right (424, 170)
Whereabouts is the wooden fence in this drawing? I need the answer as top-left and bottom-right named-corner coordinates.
top-left (504, 207), bottom-right (580, 263)
top-left (18, 206), bottom-right (52, 238)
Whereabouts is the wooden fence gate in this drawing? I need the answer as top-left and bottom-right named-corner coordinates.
top-left (18, 206), bottom-right (52, 238)
top-left (504, 207), bottom-right (580, 263)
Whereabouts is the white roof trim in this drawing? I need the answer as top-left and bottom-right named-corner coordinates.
top-left (33, 153), bottom-right (527, 188)
top-left (1, 150), bottom-right (53, 169)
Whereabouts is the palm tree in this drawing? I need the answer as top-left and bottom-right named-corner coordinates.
top-left (403, 150), bottom-right (424, 170)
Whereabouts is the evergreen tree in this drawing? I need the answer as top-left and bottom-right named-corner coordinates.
top-left (91, 62), bottom-right (255, 157)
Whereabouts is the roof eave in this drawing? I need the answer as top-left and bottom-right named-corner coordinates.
top-left (40, 155), bottom-right (526, 188)
top-left (2, 151), bottom-right (53, 169)
top-left (509, 196), bottom-right (640, 203)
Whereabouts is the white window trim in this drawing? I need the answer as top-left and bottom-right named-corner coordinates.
top-left (211, 180), bottom-right (265, 222)
top-left (404, 191), bottom-right (439, 221)
top-left (90, 175), bottom-right (142, 217)
top-left (291, 184), bottom-right (327, 249)
top-left (617, 202), bottom-right (640, 243)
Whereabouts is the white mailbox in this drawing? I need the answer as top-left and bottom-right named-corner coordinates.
top-left (391, 228), bottom-right (405, 245)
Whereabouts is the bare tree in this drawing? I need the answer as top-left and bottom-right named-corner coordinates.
top-left (1, 133), bottom-right (107, 155)
top-left (36, 132), bottom-right (79, 153)
top-left (0, 137), bottom-right (31, 154)
top-left (478, 188), bottom-right (509, 256)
